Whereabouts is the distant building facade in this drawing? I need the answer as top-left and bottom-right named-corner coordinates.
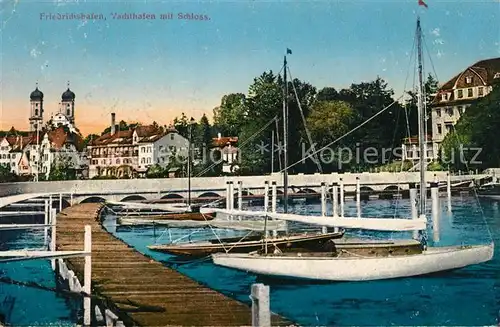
top-left (87, 113), bottom-right (189, 178)
top-left (212, 134), bottom-right (239, 173)
top-left (431, 57), bottom-right (500, 147)
top-left (0, 84), bottom-right (86, 179)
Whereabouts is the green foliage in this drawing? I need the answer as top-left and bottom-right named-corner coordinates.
top-left (84, 134), bottom-right (100, 146)
top-left (440, 85), bottom-right (500, 170)
top-left (47, 156), bottom-right (76, 181)
top-left (100, 120), bottom-right (136, 135)
top-left (213, 93), bottom-right (247, 136)
top-left (0, 164), bottom-right (17, 182)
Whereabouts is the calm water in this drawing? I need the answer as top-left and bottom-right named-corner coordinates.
top-left (1, 196), bottom-right (499, 325)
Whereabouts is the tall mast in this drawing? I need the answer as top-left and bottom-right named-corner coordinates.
top-left (283, 54), bottom-right (289, 213)
top-left (416, 17), bottom-right (426, 216)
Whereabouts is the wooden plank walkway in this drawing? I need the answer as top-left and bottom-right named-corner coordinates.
top-left (56, 203), bottom-right (292, 326)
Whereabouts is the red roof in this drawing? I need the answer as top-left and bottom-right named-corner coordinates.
top-left (212, 136), bottom-right (238, 147)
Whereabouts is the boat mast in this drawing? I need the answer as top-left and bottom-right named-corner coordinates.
top-left (283, 54), bottom-right (289, 213)
top-left (416, 17), bottom-right (426, 216)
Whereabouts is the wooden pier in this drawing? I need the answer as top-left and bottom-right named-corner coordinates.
top-left (56, 203), bottom-right (291, 326)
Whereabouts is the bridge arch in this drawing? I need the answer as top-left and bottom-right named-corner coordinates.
top-left (360, 186), bottom-right (374, 192)
top-left (297, 188), bottom-right (317, 194)
top-left (52, 198), bottom-right (71, 209)
top-left (384, 185), bottom-right (402, 192)
top-left (121, 195), bottom-right (147, 202)
top-left (80, 196), bottom-right (106, 204)
top-left (161, 193), bottom-right (184, 199)
top-left (198, 192), bottom-right (221, 198)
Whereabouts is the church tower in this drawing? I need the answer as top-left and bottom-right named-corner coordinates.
top-left (29, 84), bottom-right (44, 132)
top-left (60, 81), bottom-right (76, 124)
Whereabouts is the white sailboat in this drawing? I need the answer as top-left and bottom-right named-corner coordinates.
top-left (211, 17), bottom-right (494, 281)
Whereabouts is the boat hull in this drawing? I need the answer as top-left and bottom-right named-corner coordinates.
top-left (148, 231), bottom-right (344, 257)
top-left (212, 243), bottom-right (494, 281)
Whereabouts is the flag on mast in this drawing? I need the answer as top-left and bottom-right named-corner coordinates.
top-left (418, 0), bottom-right (428, 8)
top-left (286, 48), bottom-right (292, 54)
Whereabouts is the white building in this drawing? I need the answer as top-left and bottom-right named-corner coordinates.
top-left (431, 57), bottom-right (500, 147)
top-left (212, 134), bottom-right (239, 174)
top-left (87, 113), bottom-right (189, 178)
top-left (0, 84), bottom-right (87, 180)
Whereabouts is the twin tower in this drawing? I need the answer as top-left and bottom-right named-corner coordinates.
top-left (29, 84), bottom-right (76, 131)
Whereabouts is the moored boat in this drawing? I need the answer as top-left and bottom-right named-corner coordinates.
top-left (148, 230), bottom-right (344, 256)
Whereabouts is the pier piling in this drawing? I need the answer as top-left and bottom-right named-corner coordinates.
top-left (271, 182), bottom-right (277, 213)
top-left (264, 181), bottom-right (269, 212)
top-left (431, 182), bottom-right (440, 242)
top-left (250, 283), bottom-right (270, 327)
top-left (331, 182), bottom-right (339, 233)
top-left (83, 225), bottom-right (92, 326)
top-left (238, 181), bottom-right (243, 211)
top-left (339, 178), bottom-right (345, 218)
top-left (447, 172), bottom-right (452, 212)
top-left (356, 177), bottom-right (361, 218)
top-left (409, 183), bottom-right (418, 239)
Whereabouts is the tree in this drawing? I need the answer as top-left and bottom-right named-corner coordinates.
top-left (173, 113), bottom-right (189, 139)
top-left (146, 164), bottom-right (166, 178)
top-left (306, 100), bottom-right (357, 172)
top-left (83, 134), bottom-right (99, 146)
top-left (0, 164), bottom-right (17, 183)
top-left (48, 156), bottom-right (76, 181)
top-left (440, 84), bottom-right (500, 170)
top-left (213, 93), bottom-right (247, 136)
top-left (316, 87), bottom-right (339, 102)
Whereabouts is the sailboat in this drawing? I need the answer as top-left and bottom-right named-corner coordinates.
top-left (210, 17), bottom-right (494, 281)
top-left (148, 56), bottom-right (347, 256)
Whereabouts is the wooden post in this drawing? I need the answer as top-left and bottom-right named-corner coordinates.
top-left (250, 283), bottom-right (270, 327)
top-left (225, 181), bottom-right (230, 210)
top-left (84, 225), bottom-right (92, 326)
top-left (409, 183), bottom-right (418, 239)
top-left (59, 193), bottom-right (63, 212)
top-left (271, 182), bottom-right (277, 213)
top-left (238, 181), bottom-right (243, 211)
top-left (339, 178), bottom-right (344, 218)
top-left (70, 193), bottom-right (74, 206)
top-left (229, 181), bottom-right (234, 210)
top-left (44, 199), bottom-right (49, 246)
top-left (50, 208), bottom-right (57, 270)
top-left (263, 181), bottom-right (269, 212)
top-left (447, 172), bottom-right (452, 212)
top-left (321, 182), bottom-right (327, 234)
top-left (356, 177), bottom-right (361, 218)
top-left (431, 182), bottom-right (440, 242)
top-left (331, 182), bottom-right (339, 233)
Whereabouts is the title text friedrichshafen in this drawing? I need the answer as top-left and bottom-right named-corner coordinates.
top-left (39, 12), bottom-right (211, 21)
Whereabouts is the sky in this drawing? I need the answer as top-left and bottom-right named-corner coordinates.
top-left (1, 0), bottom-right (499, 136)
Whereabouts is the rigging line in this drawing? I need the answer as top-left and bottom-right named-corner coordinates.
top-left (198, 116), bottom-right (281, 209)
top-left (402, 27), bottom-right (419, 149)
top-left (275, 116), bottom-right (283, 172)
top-left (278, 94), bottom-right (404, 174)
top-left (287, 66), bottom-right (323, 173)
top-left (450, 124), bottom-right (493, 242)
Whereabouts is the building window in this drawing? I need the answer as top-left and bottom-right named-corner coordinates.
top-left (35, 109), bottom-right (38, 116)
top-left (458, 106), bottom-right (464, 115)
top-left (141, 147), bottom-right (145, 153)
top-left (446, 107), bottom-right (453, 116)
top-left (458, 89), bottom-right (463, 98)
top-left (467, 88), bottom-right (473, 97)
top-left (170, 134), bottom-right (174, 140)
top-left (141, 158), bottom-right (145, 164)
top-left (465, 76), bottom-right (472, 84)
top-left (116, 158), bottom-right (120, 164)
top-left (478, 87), bottom-right (484, 96)
top-left (441, 93), bottom-right (447, 101)
top-left (406, 151), bottom-right (412, 159)
top-left (445, 124), bottom-right (453, 132)
top-left (147, 158), bottom-right (151, 164)
top-left (437, 124), bottom-right (442, 134)
top-left (436, 109), bottom-right (441, 117)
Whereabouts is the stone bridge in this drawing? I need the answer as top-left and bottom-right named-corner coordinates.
top-left (0, 172), bottom-right (489, 206)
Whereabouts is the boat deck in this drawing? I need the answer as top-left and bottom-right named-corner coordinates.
top-left (56, 203), bottom-right (292, 326)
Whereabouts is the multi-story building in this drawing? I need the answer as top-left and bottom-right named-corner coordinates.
top-left (87, 113), bottom-right (189, 178)
top-left (0, 85), bottom-right (86, 179)
top-left (212, 134), bottom-right (239, 173)
top-left (431, 57), bottom-right (500, 148)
